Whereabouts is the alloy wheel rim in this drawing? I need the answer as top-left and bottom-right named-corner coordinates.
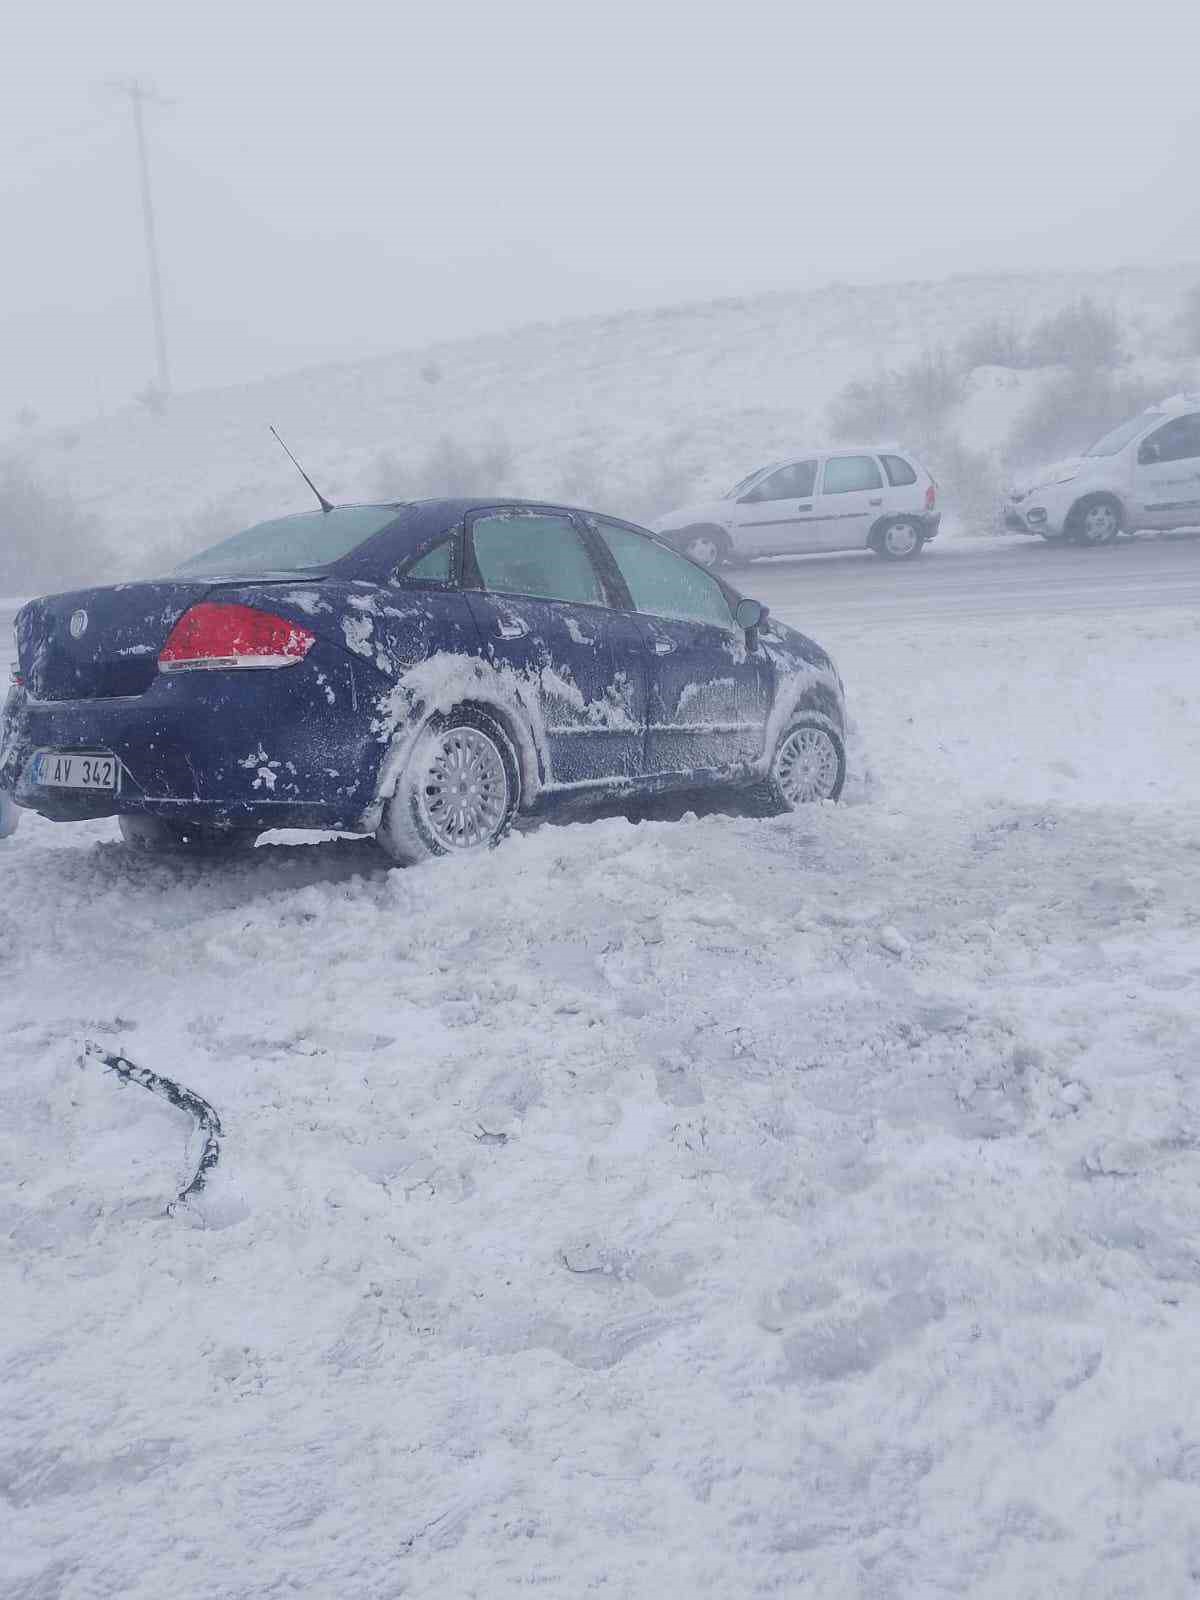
top-left (774, 726), bottom-right (840, 804)
top-left (687, 538), bottom-right (720, 568)
top-left (886, 522), bottom-right (918, 556)
top-left (1083, 505), bottom-right (1116, 541)
top-left (419, 726), bottom-right (509, 850)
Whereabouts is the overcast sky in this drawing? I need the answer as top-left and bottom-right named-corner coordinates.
top-left (3, 0), bottom-right (1198, 425)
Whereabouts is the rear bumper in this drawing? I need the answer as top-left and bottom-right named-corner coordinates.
top-left (921, 513), bottom-right (942, 540)
top-left (1, 656), bottom-right (385, 830)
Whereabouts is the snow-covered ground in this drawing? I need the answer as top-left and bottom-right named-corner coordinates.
top-left (5, 561), bottom-right (1200, 1596)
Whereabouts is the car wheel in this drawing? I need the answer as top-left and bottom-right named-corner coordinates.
top-left (676, 527), bottom-right (730, 569)
top-left (376, 707), bottom-right (520, 866)
top-left (745, 716), bottom-right (846, 814)
top-left (1068, 495), bottom-right (1121, 546)
top-left (875, 519), bottom-right (924, 560)
top-left (118, 815), bottom-right (259, 854)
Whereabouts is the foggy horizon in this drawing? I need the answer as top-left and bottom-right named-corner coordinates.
top-left (5, 0), bottom-right (1199, 426)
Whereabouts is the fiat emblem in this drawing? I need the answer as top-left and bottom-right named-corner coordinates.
top-left (69, 609), bottom-right (89, 639)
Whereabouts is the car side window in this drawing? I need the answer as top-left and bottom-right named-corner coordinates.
top-left (593, 521), bottom-right (735, 629)
top-left (470, 511), bottom-right (604, 606)
top-left (1141, 413), bottom-right (1200, 464)
top-left (747, 460), bottom-right (817, 502)
top-left (881, 454), bottom-right (918, 487)
top-left (403, 541), bottom-right (453, 582)
top-left (822, 455), bottom-right (883, 494)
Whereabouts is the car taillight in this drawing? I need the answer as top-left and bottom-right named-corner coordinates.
top-left (158, 602), bottom-right (316, 672)
top-left (925, 483), bottom-right (937, 511)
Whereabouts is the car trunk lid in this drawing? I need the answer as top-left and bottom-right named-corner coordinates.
top-left (16, 577), bottom-right (348, 702)
top-left (18, 582), bottom-right (218, 701)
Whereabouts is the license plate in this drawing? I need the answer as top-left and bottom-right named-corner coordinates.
top-left (33, 751), bottom-right (120, 792)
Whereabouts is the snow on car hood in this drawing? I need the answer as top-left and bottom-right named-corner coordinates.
top-left (1013, 456), bottom-right (1085, 496)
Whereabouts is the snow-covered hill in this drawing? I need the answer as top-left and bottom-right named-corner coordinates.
top-left (14, 262), bottom-right (1200, 571)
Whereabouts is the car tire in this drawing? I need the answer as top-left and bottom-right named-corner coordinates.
top-left (744, 716), bottom-right (846, 815)
top-left (1067, 495), bottom-right (1122, 547)
top-left (376, 707), bottom-right (521, 866)
top-left (874, 519), bottom-right (924, 561)
top-left (117, 815), bottom-right (259, 854)
top-left (674, 526), bottom-right (731, 570)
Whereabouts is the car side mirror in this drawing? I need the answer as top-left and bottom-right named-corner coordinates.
top-left (734, 598), bottom-right (767, 635)
top-left (1139, 440), bottom-right (1160, 464)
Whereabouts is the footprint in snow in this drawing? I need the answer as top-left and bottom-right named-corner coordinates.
top-left (537, 1310), bottom-right (696, 1372)
top-left (780, 1289), bottom-right (946, 1384)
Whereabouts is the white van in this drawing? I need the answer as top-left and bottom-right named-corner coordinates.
top-left (1005, 393), bottom-right (1200, 546)
top-left (654, 447), bottom-right (940, 567)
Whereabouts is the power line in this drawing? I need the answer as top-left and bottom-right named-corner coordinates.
top-left (109, 78), bottom-right (173, 400)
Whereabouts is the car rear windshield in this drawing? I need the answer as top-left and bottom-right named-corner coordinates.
top-left (881, 454), bottom-right (918, 486)
top-left (176, 505), bottom-right (403, 577)
top-left (1085, 414), bottom-right (1160, 457)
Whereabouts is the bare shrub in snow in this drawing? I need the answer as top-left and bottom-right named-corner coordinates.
top-left (369, 448), bottom-right (406, 499)
top-left (417, 434), bottom-right (478, 496)
top-left (828, 351), bottom-right (963, 443)
top-left (827, 373), bottom-right (897, 442)
top-left (369, 432), bottom-right (514, 500)
top-left (0, 455), bottom-right (112, 593)
top-left (625, 430), bottom-right (700, 523)
top-left (895, 351), bottom-right (963, 425)
top-left (1024, 297), bottom-right (1124, 371)
top-left (957, 318), bottom-right (1029, 371)
top-left (132, 495), bottom-right (248, 578)
top-left (554, 444), bottom-right (610, 509)
top-left (1006, 368), bottom-right (1159, 469)
top-left (1177, 283), bottom-right (1200, 357)
top-left (911, 429), bottom-right (1004, 535)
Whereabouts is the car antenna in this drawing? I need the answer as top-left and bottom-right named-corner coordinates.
top-left (269, 425), bottom-right (336, 513)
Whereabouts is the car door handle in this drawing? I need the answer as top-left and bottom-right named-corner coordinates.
top-left (868, 497), bottom-right (882, 506)
top-left (796, 502), bottom-right (812, 510)
top-left (651, 637), bottom-right (675, 655)
top-left (496, 618), bottom-right (528, 640)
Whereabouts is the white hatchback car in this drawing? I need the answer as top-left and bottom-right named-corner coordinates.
top-left (654, 447), bottom-right (940, 568)
top-left (1005, 392), bottom-right (1200, 546)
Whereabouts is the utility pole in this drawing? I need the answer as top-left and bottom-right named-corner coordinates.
top-left (110, 78), bottom-right (172, 401)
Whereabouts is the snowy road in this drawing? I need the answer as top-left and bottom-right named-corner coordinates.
top-left (743, 528), bottom-right (1200, 634)
top-left (4, 544), bottom-right (1200, 1597)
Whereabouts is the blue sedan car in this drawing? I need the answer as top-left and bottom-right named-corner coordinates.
top-left (1, 498), bottom-right (847, 863)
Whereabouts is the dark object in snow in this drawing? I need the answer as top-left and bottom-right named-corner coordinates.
top-left (83, 1041), bottom-right (222, 1214)
top-left (4, 497), bottom-right (846, 864)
